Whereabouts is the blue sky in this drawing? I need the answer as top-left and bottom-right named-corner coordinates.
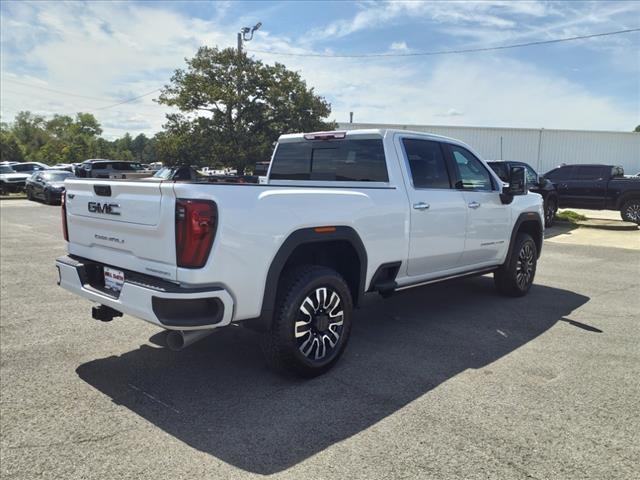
top-left (1, 0), bottom-right (638, 138)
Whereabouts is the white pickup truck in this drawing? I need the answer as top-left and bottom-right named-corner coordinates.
top-left (56, 129), bottom-right (544, 377)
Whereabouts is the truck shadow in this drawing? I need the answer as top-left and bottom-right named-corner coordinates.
top-left (76, 276), bottom-right (589, 474)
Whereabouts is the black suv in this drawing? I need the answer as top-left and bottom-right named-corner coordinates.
top-left (488, 160), bottom-right (559, 227)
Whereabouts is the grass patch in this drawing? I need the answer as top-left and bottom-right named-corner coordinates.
top-left (555, 210), bottom-right (587, 223)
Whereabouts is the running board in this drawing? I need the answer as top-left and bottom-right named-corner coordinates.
top-left (395, 267), bottom-right (499, 292)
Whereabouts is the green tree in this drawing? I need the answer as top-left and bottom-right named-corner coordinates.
top-left (0, 123), bottom-right (24, 163)
top-left (43, 113), bottom-right (103, 163)
top-left (11, 111), bottom-right (50, 161)
top-left (157, 47), bottom-right (335, 172)
top-left (634, 125), bottom-right (640, 132)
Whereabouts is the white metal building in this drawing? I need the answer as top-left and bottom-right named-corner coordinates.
top-left (339, 122), bottom-right (640, 175)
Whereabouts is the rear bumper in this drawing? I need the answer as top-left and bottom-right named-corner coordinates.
top-left (55, 255), bottom-right (234, 330)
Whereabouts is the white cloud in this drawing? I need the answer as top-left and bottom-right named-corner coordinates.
top-left (244, 45), bottom-right (637, 130)
top-left (1, 1), bottom-right (234, 138)
top-left (1, 1), bottom-right (638, 139)
top-left (389, 41), bottom-right (409, 52)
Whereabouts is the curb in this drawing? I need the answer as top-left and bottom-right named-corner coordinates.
top-left (554, 219), bottom-right (638, 231)
top-left (576, 219), bottom-right (638, 231)
top-left (0, 195), bottom-right (28, 201)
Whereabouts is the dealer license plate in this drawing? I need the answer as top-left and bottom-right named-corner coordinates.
top-left (104, 267), bottom-right (125, 293)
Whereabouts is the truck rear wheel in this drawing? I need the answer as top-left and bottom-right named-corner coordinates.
top-left (261, 265), bottom-right (353, 377)
top-left (620, 199), bottom-right (640, 224)
top-left (494, 232), bottom-right (537, 297)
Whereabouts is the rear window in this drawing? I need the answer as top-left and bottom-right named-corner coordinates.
top-left (270, 139), bottom-right (388, 182)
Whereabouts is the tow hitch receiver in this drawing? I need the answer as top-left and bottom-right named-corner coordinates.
top-left (92, 304), bottom-right (123, 322)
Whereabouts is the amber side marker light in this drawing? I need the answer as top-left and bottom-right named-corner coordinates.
top-left (314, 226), bottom-right (336, 233)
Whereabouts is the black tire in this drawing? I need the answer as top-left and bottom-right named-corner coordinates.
top-left (26, 187), bottom-right (33, 200)
top-left (261, 265), bottom-right (353, 377)
top-left (494, 232), bottom-right (537, 297)
top-left (544, 197), bottom-right (557, 228)
top-left (620, 199), bottom-right (640, 224)
top-left (44, 190), bottom-right (52, 205)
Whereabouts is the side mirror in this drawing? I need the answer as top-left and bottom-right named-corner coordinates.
top-left (500, 166), bottom-right (527, 204)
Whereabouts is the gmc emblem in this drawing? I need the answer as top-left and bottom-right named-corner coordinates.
top-left (88, 202), bottom-right (121, 216)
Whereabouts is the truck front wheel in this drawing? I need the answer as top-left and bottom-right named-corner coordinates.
top-left (620, 199), bottom-right (640, 224)
top-left (494, 232), bottom-right (537, 297)
top-left (261, 265), bottom-right (353, 377)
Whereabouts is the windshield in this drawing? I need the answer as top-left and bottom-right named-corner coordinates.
top-left (1, 166), bottom-right (15, 174)
top-left (43, 172), bottom-right (72, 181)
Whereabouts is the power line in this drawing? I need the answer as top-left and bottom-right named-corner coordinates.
top-left (2, 78), bottom-right (114, 101)
top-left (1, 77), bottom-right (161, 110)
top-left (247, 28), bottom-right (640, 58)
top-left (92, 89), bottom-right (161, 110)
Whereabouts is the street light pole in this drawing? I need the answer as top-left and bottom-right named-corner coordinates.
top-left (237, 22), bottom-right (261, 55)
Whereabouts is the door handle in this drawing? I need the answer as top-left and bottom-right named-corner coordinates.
top-left (413, 202), bottom-right (430, 211)
top-left (468, 201), bottom-right (481, 209)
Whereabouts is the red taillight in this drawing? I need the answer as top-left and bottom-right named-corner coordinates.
top-left (61, 192), bottom-right (69, 241)
top-left (175, 199), bottom-right (217, 268)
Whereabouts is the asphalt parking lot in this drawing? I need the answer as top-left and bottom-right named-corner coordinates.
top-left (1, 200), bottom-right (639, 479)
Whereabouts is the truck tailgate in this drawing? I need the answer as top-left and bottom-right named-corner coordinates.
top-left (64, 180), bottom-right (177, 281)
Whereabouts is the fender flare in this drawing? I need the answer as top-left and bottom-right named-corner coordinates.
top-left (251, 226), bottom-right (367, 331)
top-left (504, 212), bottom-right (544, 266)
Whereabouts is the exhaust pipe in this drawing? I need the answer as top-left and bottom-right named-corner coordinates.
top-left (166, 329), bottom-right (215, 351)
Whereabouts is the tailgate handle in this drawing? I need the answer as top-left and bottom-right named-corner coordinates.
top-left (94, 185), bottom-right (112, 197)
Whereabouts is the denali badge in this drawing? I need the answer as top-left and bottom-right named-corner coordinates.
top-left (88, 202), bottom-right (120, 216)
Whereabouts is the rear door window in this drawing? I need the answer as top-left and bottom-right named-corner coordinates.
top-left (545, 166), bottom-right (573, 181)
top-left (402, 139), bottom-right (451, 189)
top-left (576, 166), bottom-right (605, 180)
top-left (270, 139), bottom-right (388, 182)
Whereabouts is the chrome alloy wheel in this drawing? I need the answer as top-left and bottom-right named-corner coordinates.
top-left (515, 243), bottom-right (535, 290)
top-left (295, 287), bottom-right (344, 361)
top-left (625, 203), bottom-right (640, 223)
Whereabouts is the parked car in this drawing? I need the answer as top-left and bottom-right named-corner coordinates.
top-left (488, 160), bottom-right (559, 227)
top-left (544, 164), bottom-right (640, 224)
top-left (25, 170), bottom-right (73, 204)
top-left (0, 165), bottom-right (30, 194)
top-left (74, 159), bottom-right (150, 179)
top-left (56, 129), bottom-right (544, 377)
top-left (10, 162), bottom-right (49, 174)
